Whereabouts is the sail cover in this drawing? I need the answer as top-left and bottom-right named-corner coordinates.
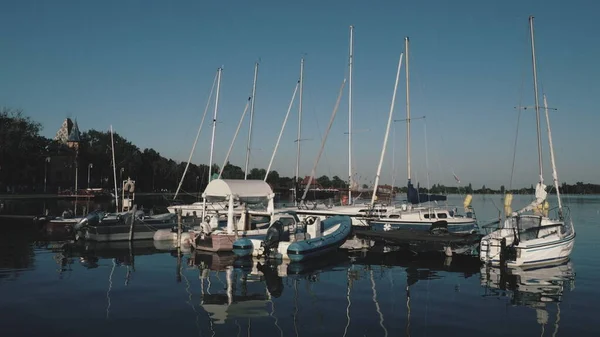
top-left (406, 181), bottom-right (447, 205)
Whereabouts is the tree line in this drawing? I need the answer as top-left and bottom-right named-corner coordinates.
top-left (0, 108), bottom-right (352, 195)
top-left (1, 108), bottom-right (599, 195)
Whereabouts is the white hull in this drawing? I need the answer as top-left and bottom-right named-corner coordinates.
top-left (480, 216), bottom-right (575, 267)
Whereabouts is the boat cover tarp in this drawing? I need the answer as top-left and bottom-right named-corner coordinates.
top-left (203, 179), bottom-right (274, 203)
top-left (407, 181), bottom-right (447, 204)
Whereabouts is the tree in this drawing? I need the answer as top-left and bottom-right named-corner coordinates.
top-left (500, 185), bottom-right (505, 194)
top-left (0, 108), bottom-right (47, 192)
top-left (265, 170), bottom-right (280, 185)
top-left (331, 175), bottom-right (346, 188)
top-left (316, 175), bottom-right (331, 188)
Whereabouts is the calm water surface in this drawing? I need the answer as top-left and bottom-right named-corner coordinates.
top-left (0, 194), bottom-right (598, 336)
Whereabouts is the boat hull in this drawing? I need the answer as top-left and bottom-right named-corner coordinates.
top-left (195, 226), bottom-right (288, 252)
top-left (369, 220), bottom-right (478, 233)
top-left (480, 232), bottom-right (575, 267)
top-left (82, 222), bottom-right (175, 242)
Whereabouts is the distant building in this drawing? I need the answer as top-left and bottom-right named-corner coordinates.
top-left (47, 118), bottom-right (82, 193)
top-left (54, 118), bottom-right (74, 143)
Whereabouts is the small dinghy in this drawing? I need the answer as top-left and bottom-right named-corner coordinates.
top-left (232, 215), bottom-right (352, 262)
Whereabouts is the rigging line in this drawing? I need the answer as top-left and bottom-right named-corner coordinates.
top-left (218, 97), bottom-right (252, 179)
top-left (301, 78), bottom-right (347, 202)
top-left (305, 83), bottom-right (332, 179)
top-left (509, 20), bottom-right (532, 191)
top-left (412, 60), bottom-right (452, 192)
top-left (174, 72), bottom-right (218, 200)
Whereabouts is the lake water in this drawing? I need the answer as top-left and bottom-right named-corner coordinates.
top-left (0, 194), bottom-right (598, 336)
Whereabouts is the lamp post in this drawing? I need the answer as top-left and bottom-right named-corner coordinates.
top-left (196, 176), bottom-right (199, 195)
top-left (44, 157), bottom-right (51, 193)
top-left (120, 167), bottom-right (124, 185)
top-left (87, 163), bottom-right (93, 188)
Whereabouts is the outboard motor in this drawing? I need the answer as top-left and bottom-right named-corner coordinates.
top-left (73, 211), bottom-right (103, 232)
top-left (262, 220), bottom-right (284, 258)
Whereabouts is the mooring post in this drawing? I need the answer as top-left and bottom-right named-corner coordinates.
top-left (128, 204), bottom-right (137, 241)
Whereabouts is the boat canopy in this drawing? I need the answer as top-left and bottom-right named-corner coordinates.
top-left (202, 179), bottom-right (274, 204)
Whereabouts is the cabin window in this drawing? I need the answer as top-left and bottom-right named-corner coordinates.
top-left (389, 214), bottom-right (400, 219)
top-left (423, 213), bottom-right (436, 219)
top-left (517, 217), bottom-right (542, 241)
top-left (359, 209), bottom-right (387, 213)
top-left (437, 213), bottom-right (448, 219)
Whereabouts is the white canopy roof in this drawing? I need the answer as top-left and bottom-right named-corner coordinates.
top-left (202, 179), bottom-right (273, 203)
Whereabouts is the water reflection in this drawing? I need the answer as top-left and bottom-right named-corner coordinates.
top-left (480, 261), bottom-right (575, 336)
top-left (0, 229), bottom-right (582, 336)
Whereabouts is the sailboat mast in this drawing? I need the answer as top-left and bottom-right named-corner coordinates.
top-left (110, 125), bottom-right (119, 210)
top-left (371, 51), bottom-right (404, 206)
top-left (208, 67), bottom-right (222, 182)
top-left (405, 37), bottom-right (411, 184)
top-left (245, 62), bottom-right (259, 180)
top-left (529, 16), bottom-right (544, 183)
top-left (295, 57), bottom-right (304, 205)
top-left (348, 25), bottom-right (354, 204)
top-left (543, 94), bottom-right (563, 218)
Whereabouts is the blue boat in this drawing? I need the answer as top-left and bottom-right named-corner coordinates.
top-left (232, 215), bottom-right (352, 262)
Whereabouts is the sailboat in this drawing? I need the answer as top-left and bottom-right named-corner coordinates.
top-left (366, 36), bottom-right (477, 233)
top-left (479, 16), bottom-right (576, 267)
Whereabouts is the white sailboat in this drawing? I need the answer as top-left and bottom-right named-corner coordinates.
top-left (479, 16), bottom-right (576, 267)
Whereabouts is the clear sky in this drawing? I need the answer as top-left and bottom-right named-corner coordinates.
top-left (1, 0), bottom-right (598, 189)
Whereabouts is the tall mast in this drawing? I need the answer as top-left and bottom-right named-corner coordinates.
top-left (543, 94), bottom-right (563, 219)
top-left (405, 37), bottom-right (411, 184)
top-left (529, 16), bottom-right (544, 184)
top-left (295, 57), bottom-right (304, 205)
top-left (348, 25), bottom-right (354, 204)
top-left (208, 67), bottom-right (222, 182)
top-left (244, 62), bottom-right (259, 180)
top-left (110, 125), bottom-right (119, 210)
top-left (371, 51), bottom-right (404, 207)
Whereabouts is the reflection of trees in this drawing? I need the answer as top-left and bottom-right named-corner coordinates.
top-left (0, 226), bottom-right (36, 280)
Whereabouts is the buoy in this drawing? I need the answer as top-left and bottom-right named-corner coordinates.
top-left (463, 194), bottom-right (473, 212)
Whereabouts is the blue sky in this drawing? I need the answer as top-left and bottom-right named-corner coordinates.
top-left (1, 0), bottom-right (598, 189)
